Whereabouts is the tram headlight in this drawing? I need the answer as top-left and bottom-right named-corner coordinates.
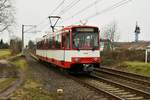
top-left (94, 57), bottom-right (99, 62)
top-left (74, 58), bottom-right (80, 62)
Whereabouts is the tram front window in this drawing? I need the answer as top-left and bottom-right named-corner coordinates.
top-left (72, 32), bottom-right (99, 50)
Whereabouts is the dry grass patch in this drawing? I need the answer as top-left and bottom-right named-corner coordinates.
top-left (11, 58), bottom-right (27, 71)
top-left (0, 49), bottom-right (11, 59)
top-left (0, 78), bottom-right (17, 90)
top-left (11, 79), bottom-right (53, 100)
top-left (120, 61), bottom-right (150, 77)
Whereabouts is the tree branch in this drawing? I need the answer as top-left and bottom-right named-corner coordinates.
top-left (0, 0), bottom-right (7, 9)
top-left (0, 25), bottom-right (9, 32)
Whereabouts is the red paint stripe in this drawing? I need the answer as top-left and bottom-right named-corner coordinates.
top-left (36, 55), bottom-right (101, 69)
top-left (37, 55), bottom-right (71, 69)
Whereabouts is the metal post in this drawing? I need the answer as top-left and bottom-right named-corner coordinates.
top-left (22, 25), bottom-right (24, 54)
top-left (145, 50), bottom-right (148, 63)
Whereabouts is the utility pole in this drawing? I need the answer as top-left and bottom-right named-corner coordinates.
top-left (145, 46), bottom-right (150, 63)
top-left (21, 24), bottom-right (36, 54)
top-left (22, 25), bottom-right (24, 54)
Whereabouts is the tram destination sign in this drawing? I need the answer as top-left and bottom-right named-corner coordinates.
top-left (73, 27), bottom-right (98, 33)
top-left (76, 28), bottom-right (94, 32)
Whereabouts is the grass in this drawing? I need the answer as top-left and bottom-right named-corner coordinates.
top-left (11, 58), bottom-right (27, 71)
top-left (24, 79), bottom-right (41, 89)
top-left (120, 61), bottom-right (150, 77)
top-left (11, 79), bottom-right (53, 100)
top-left (10, 57), bottom-right (53, 100)
top-left (0, 78), bottom-right (17, 90)
top-left (0, 49), bottom-right (11, 59)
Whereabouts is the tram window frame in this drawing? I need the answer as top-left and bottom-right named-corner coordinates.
top-left (49, 37), bottom-right (53, 49)
top-left (41, 40), bottom-right (43, 49)
top-left (61, 32), bottom-right (70, 49)
top-left (37, 42), bottom-right (39, 49)
top-left (55, 34), bottom-right (61, 49)
top-left (62, 33), bottom-right (65, 49)
top-left (66, 32), bottom-right (70, 49)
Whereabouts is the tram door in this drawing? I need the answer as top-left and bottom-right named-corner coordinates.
top-left (62, 32), bottom-right (70, 62)
top-left (62, 33), bottom-right (66, 61)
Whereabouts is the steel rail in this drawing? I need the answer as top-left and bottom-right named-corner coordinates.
top-left (97, 67), bottom-right (150, 81)
top-left (95, 67), bottom-right (150, 87)
top-left (66, 75), bottom-right (124, 100)
top-left (91, 72), bottom-right (150, 99)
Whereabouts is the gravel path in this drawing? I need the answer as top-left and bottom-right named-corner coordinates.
top-left (26, 55), bottom-right (108, 100)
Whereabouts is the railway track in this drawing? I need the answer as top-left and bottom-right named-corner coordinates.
top-left (30, 54), bottom-right (150, 99)
top-left (94, 67), bottom-right (150, 92)
top-left (95, 67), bottom-right (150, 84)
top-left (91, 73), bottom-right (150, 99)
top-left (67, 67), bottom-right (150, 99)
top-left (30, 54), bottom-right (121, 99)
top-left (68, 73), bottom-right (150, 100)
top-left (68, 75), bottom-right (125, 100)
top-left (89, 67), bottom-right (150, 99)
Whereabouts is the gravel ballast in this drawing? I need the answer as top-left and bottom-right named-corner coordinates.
top-left (25, 55), bottom-right (108, 100)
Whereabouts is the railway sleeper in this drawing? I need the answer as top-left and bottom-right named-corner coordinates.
top-left (116, 92), bottom-right (130, 95)
top-left (110, 90), bottom-right (125, 93)
top-left (106, 87), bottom-right (144, 99)
top-left (121, 94), bottom-right (136, 98)
top-left (126, 96), bottom-right (144, 100)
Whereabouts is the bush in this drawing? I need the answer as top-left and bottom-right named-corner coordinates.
top-left (101, 50), bottom-right (150, 65)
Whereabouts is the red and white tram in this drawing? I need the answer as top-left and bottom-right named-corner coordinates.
top-left (36, 25), bottom-right (101, 73)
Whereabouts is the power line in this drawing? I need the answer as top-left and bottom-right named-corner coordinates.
top-left (22, 0), bottom-right (66, 34)
top-left (21, 0), bottom-right (80, 33)
top-left (72, 0), bottom-right (132, 25)
top-left (87, 0), bottom-right (132, 20)
top-left (50, 0), bottom-right (66, 15)
top-left (60, 0), bottom-right (104, 24)
top-left (23, 0), bottom-right (132, 35)
top-left (58, 0), bottom-right (81, 16)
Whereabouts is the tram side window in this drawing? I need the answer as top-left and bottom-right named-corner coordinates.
top-left (36, 42), bottom-right (38, 49)
top-left (66, 33), bottom-right (70, 49)
top-left (42, 40), bottom-right (44, 49)
top-left (62, 34), bottom-right (65, 48)
top-left (49, 37), bottom-right (53, 49)
top-left (40, 41), bottom-right (43, 49)
top-left (55, 34), bottom-right (61, 49)
top-left (38, 42), bottom-right (40, 49)
top-left (44, 39), bottom-right (46, 49)
top-left (38, 42), bottom-right (41, 49)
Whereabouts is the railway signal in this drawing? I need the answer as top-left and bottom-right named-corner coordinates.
top-left (134, 22), bottom-right (140, 42)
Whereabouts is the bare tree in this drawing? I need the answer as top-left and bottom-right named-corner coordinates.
top-left (28, 40), bottom-right (35, 49)
top-left (10, 36), bottom-right (22, 55)
top-left (0, 0), bottom-right (15, 33)
top-left (101, 21), bottom-right (120, 50)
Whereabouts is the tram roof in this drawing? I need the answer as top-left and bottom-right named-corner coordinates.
top-left (63, 25), bottom-right (99, 30)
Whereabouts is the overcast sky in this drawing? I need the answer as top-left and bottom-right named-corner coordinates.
top-left (1, 0), bottom-right (150, 45)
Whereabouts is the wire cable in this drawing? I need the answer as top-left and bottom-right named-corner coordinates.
top-left (50, 0), bottom-right (66, 15)
top-left (73, 0), bottom-right (132, 25)
top-left (23, 0), bottom-right (66, 34)
top-left (59, 0), bottom-right (103, 24)
top-left (58, 0), bottom-right (81, 16)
